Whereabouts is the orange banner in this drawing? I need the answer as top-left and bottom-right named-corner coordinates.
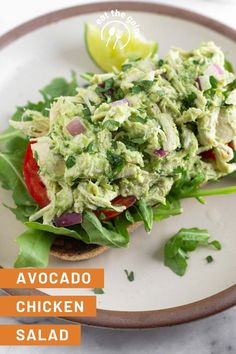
top-left (0, 268), bottom-right (104, 288)
top-left (0, 325), bottom-right (81, 346)
top-left (0, 296), bottom-right (96, 317)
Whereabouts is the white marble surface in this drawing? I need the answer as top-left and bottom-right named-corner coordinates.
top-left (0, 0), bottom-right (236, 353)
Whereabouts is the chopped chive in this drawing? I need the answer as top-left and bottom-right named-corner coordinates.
top-left (206, 255), bottom-right (214, 263)
top-left (93, 288), bottom-right (104, 294)
top-left (124, 269), bottom-right (134, 282)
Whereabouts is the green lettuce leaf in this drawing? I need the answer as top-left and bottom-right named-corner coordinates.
top-left (14, 229), bottom-right (56, 268)
top-left (136, 199), bottom-right (153, 232)
top-left (40, 72), bottom-right (78, 100)
top-left (25, 221), bottom-right (84, 240)
top-left (26, 211), bottom-right (130, 248)
top-left (81, 211), bottom-right (130, 247)
top-left (153, 199), bottom-right (182, 221)
top-left (0, 136), bottom-right (38, 222)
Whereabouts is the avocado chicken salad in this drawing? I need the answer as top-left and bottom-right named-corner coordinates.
top-left (1, 34), bottom-right (236, 273)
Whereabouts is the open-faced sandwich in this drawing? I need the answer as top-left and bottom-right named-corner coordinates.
top-left (1, 27), bottom-right (236, 269)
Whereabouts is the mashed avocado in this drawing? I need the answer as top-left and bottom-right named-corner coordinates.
top-left (10, 42), bottom-right (236, 224)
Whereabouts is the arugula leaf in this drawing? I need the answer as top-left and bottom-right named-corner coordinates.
top-left (5, 205), bottom-right (38, 223)
top-left (153, 199), bottom-right (182, 221)
top-left (170, 169), bottom-right (205, 200)
top-left (0, 136), bottom-right (38, 221)
top-left (181, 185), bottom-right (236, 199)
top-left (114, 215), bottom-right (129, 239)
top-left (81, 211), bottom-right (130, 247)
top-left (14, 229), bottom-right (56, 268)
top-left (124, 269), bottom-right (134, 282)
top-left (125, 209), bottom-right (135, 224)
top-left (40, 72), bottom-right (78, 100)
top-left (0, 127), bottom-right (22, 144)
top-left (164, 228), bottom-right (221, 276)
top-left (93, 288), bottom-right (104, 294)
top-left (136, 199), bottom-right (153, 232)
top-left (25, 221), bottom-right (88, 241)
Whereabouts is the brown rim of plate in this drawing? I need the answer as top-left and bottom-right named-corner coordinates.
top-left (0, 1), bottom-right (235, 329)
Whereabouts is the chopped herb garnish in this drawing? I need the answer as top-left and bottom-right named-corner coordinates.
top-left (103, 120), bottom-right (120, 131)
top-left (209, 75), bottom-right (218, 89)
top-left (107, 150), bottom-right (124, 175)
top-left (158, 59), bottom-right (165, 67)
top-left (206, 255), bottom-right (214, 263)
top-left (83, 142), bottom-right (95, 153)
top-left (65, 155), bottom-right (76, 169)
top-left (93, 288), bottom-right (105, 294)
top-left (95, 78), bottom-right (124, 101)
top-left (98, 212), bottom-right (106, 221)
top-left (224, 59), bottom-right (234, 73)
top-left (82, 104), bottom-right (92, 121)
top-left (124, 269), bottom-right (134, 282)
top-left (130, 80), bottom-right (154, 95)
top-left (131, 115), bottom-right (146, 124)
top-left (182, 92), bottom-right (197, 110)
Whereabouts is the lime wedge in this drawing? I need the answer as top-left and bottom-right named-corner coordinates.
top-left (85, 23), bottom-right (158, 72)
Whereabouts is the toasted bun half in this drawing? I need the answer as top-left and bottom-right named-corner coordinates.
top-left (50, 221), bottom-right (143, 261)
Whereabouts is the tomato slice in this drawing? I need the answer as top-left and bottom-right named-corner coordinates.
top-left (23, 142), bottom-right (50, 208)
top-left (200, 149), bottom-right (215, 160)
top-left (200, 142), bottom-right (235, 161)
top-left (95, 196), bottom-right (137, 221)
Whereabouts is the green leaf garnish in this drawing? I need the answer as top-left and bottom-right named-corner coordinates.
top-left (124, 269), bottom-right (134, 282)
top-left (14, 229), bottom-right (56, 268)
top-left (206, 255), bottom-right (214, 263)
top-left (65, 155), bottom-right (76, 169)
top-left (129, 80), bottom-right (154, 94)
top-left (164, 228), bottom-right (221, 276)
top-left (224, 59), bottom-right (234, 73)
top-left (136, 199), bottom-right (153, 232)
top-left (93, 288), bottom-right (104, 294)
top-left (182, 92), bottom-right (197, 110)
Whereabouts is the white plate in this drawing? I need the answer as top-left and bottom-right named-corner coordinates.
top-left (0, 2), bottom-right (235, 328)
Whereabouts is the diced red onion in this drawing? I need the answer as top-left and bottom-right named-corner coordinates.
top-left (196, 77), bottom-right (202, 91)
top-left (54, 212), bottom-right (82, 227)
top-left (111, 98), bottom-right (129, 106)
top-left (66, 117), bottom-right (86, 136)
top-left (205, 63), bottom-right (224, 78)
top-left (212, 63), bottom-right (224, 75)
top-left (154, 149), bottom-right (167, 157)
